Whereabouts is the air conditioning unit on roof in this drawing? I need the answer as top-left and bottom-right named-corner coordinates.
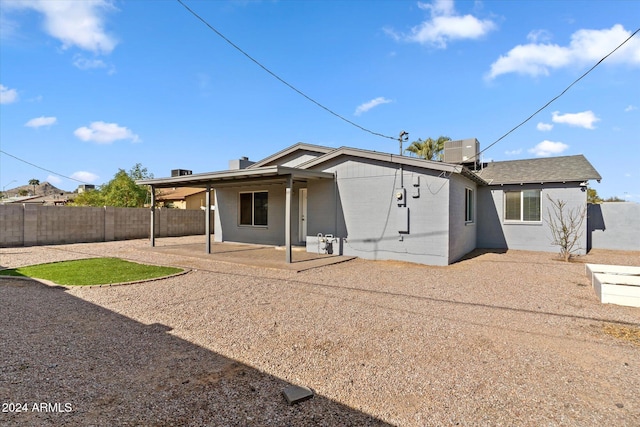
top-left (443, 138), bottom-right (479, 165)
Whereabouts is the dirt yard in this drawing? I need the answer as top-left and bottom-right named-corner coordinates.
top-left (1, 237), bottom-right (639, 426)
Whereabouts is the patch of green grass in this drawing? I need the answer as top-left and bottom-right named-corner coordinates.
top-left (0, 258), bottom-right (183, 286)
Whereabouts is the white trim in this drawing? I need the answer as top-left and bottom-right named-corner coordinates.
top-left (465, 187), bottom-right (474, 223)
top-left (503, 189), bottom-right (542, 223)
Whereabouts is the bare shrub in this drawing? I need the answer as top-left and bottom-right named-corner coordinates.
top-left (545, 195), bottom-right (586, 261)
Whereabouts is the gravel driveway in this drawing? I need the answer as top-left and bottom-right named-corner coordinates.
top-left (1, 236), bottom-right (639, 426)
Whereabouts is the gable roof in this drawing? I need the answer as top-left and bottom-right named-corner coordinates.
top-left (299, 146), bottom-right (487, 185)
top-left (247, 142), bottom-right (334, 169)
top-left (475, 155), bottom-right (602, 185)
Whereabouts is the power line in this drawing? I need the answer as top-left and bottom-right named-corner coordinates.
top-left (467, 27), bottom-right (640, 165)
top-left (176, 0), bottom-right (396, 141)
top-left (0, 149), bottom-right (92, 184)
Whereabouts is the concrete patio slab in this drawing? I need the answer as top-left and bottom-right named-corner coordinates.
top-left (141, 241), bottom-right (356, 272)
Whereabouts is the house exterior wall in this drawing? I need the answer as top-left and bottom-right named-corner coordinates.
top-left (184, 191), bottom-right (213, 210)
top-left (307, 157), bottom-right (453, 266)
top-left (588, 202), bottom-right (640, 251)
top-left (214, 183), bottom-right (303, 246)
top-left (448, 174), bottom-right (477, 263)
top-left (477, 183), bottom-right (588, 254)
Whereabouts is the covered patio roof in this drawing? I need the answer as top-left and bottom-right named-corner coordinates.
top-left (137, 165), bottom-right (334, 189)
top-left (137, 166), bottom-right (335, 264)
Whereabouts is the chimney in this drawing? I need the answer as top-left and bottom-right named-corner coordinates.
top-left (228, 157), bottom-right (255, 170)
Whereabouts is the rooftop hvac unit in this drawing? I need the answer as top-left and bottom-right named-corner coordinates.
top-left (443, 138), bottom-right (479, 164)
top-left (171, 169), bottom-right (193, 177)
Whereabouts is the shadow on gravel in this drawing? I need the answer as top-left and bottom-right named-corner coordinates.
top-left (0, 278), bottom-right (391, 426)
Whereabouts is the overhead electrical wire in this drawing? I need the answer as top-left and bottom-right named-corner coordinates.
top-left (176, 0), bottom-right (396, 141)
top-left (0, 149), bottom-right (92, 185)
top-left (465, 26), bottom-right (640, 165)
top-left (179, 0), bottom-right (638, 158)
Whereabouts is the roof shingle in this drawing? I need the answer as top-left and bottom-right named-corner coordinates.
top-left (474, 155), bottom-right (602, 185)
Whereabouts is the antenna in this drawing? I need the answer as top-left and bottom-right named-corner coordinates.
top-left (398, 131), bottom-right (409, 155)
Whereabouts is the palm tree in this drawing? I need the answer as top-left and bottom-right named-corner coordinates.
top-left (404, 136), bottom-right (451, 161)
top-left (28, 179), bottom-right (40, 196)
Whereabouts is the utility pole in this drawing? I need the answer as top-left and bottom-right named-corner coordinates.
top-left (398, 131), bottom-right (409, 189)
top-left (398, 130), bottom-right (409, 155)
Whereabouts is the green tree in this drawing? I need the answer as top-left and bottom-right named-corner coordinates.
top-left (587, 187), bottom-right (602, 204)
top-left (404, 136), bottom-right (451, 161)
top-left (603, 196), bottom-right (626, 202)
top-left (71, 187), bottom-right (106, 206)
top-left (72, 164), bottom-right (153, 207)
top-left (28, 179), bottom-right (40, 195)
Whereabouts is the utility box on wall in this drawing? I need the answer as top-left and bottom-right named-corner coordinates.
top-left (397, 207), bottom-right (409, 233)
top-left (395, 188), bottom-right (406, 206)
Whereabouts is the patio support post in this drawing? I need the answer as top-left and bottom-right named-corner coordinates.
top-left (150, 185), bottom-right (156, 247)
top-left (285, 175), bottom-right (292, 263)
top-left (205, 183), bottom-right (211, 254)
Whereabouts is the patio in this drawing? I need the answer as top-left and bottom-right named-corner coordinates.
top-left (141, 238), bottom-right (356, 272)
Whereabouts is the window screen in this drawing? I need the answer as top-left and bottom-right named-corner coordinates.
top-left (505, 190), bottom-right (541, 222)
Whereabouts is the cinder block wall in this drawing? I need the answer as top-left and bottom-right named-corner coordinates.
top-left (0, 204), bottom-right (24, 247)
top-left (588, 202), bottom-right (640, 251)
top-left (0, 205), bottom-right (207, 247)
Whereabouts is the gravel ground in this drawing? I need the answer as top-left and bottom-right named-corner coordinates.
top-left (1, 236), bottom-right (639, 426)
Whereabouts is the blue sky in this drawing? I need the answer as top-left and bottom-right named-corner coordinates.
top-left (1, 0), bottom-right (639, 200)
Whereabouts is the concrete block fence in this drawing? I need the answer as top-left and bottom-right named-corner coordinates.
top-left (0, 205), bottom-right (209, 247)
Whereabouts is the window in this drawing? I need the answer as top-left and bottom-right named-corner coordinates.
top-left (239, 191), bottom-right (268, 226)
top-left (465, 188), bottom-right (474, 223)
top-left (505, 190), bottom-right (541, 222)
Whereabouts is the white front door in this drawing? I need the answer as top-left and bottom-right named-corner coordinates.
top-left (298, 188), bottom-right (307, 243)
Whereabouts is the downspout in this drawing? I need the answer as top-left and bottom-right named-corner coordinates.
top-left (150, 185), bottom-right (156, 247)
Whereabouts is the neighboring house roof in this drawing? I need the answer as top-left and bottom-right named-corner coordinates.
top-left (299, 146), bottom-right (488, 185)
top-left (156, 187), bottom-right (206, 201)
top-left (2, 194), bottom-right (73, 205)
top-left (475, 155), bottom-right (602, 185)
top-left (247, 142), bottom-right (334, 169)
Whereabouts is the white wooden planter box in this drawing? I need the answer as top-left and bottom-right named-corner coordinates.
top-left (585, 264), bottom-right (640, 308)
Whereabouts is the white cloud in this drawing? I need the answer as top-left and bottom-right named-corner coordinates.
top-left (0, 84), bottom-right (18, 104)
top-left (505, 149), bottom-right (522, 156)
top-left (354, 97), bottom-right (392, 116)
top-left (73, 55), bottom-right (105, 69)
top-left (4, 0), bottom-right (118, 54)
top-left (46, 175), bottom-right (62, 185)
top-left (25, 116), bottom-right (57, 128)
top-left (528, 140), bottom-right (569, 157)
top-left (625, 105), bottom-right (637, 112)
top-left (71, 171), bottom-right (99, 183)
top-left (526, 29), bottom-right (552, 43)
top-left (388, 0), bottom-right (496, 48)
top-left (536, 122), bottom-right (553, 131)
top-left (488, 24), bottom-right (640, 79)
top-left (551, 110), bottom-right (600, 129)
top-left (74, 121), bottom-right (140, 144)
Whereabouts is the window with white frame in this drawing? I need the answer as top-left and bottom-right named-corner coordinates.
top-left (465, 188), bottom-right (474, 223)
top-left (504, 189), bottom-right (541, 222)
top-left (239, 191), bottom-right (268, 226)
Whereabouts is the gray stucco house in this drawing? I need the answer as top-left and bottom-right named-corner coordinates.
top-left (139, 141), bottom-right (601, 266)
